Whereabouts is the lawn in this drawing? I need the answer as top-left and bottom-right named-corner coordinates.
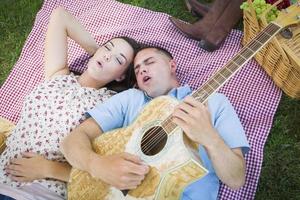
top-left (0, 0), bottom-right (299, 199)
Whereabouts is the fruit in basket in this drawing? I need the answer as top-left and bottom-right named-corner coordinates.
top-left (240, 0), bottom-right (280, 23)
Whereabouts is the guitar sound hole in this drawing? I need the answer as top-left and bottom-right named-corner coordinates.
top-left (141, 126), bottom-right (167, 156)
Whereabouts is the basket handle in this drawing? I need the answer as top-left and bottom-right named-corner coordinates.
top-left (246, 0), bottom-right (260, 28)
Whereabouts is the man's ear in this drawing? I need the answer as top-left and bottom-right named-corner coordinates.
top-left (115, 74), bottom-right (126, 82)
top-left (169, 59), bottom-right (177, 73)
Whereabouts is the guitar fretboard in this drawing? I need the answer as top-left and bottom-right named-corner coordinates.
top-left (162, 22), bottom-right (282, 134)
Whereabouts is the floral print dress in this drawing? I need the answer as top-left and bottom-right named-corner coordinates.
top-left (0, 74), bottom-right (115, 198)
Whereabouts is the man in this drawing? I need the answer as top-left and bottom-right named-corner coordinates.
top-left (61, 46), bottom-right (250, 199)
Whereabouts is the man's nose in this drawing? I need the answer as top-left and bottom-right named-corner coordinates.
top-left (139, 65), bottom-right (148, 75)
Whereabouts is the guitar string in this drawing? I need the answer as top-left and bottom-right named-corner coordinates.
top-left (140, 23), bottom-right (281, 154)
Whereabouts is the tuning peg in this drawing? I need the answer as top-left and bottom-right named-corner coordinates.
top-left (297, 15), bottom-right (300, 20)
top-left (283, 8), bottom-right (289, 13)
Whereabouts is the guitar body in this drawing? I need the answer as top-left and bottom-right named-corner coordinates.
top-left (68, 96), bottom-right (208, 200)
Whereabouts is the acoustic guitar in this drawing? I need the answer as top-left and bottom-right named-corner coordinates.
top-left (67, 3), bottom-right (300, 199)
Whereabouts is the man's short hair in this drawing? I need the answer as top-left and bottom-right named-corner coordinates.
top-left (137, 45), bottom-right (173, 60)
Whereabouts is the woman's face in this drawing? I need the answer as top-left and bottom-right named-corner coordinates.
top-left (86, 38), bottom-right (134, 83)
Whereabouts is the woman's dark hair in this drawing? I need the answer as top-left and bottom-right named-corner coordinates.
top-left (104, 36), bottom-right (140, 92)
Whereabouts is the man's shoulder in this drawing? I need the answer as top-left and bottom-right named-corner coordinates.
top-left (208, 93), bottom-right (229, 105)
top-left (119, 88), bottom-right (142, 94)
top-left (115, 88), bottom-right (144, 98)
top-left (206, 93), bottom-right (237, 117)
top-left (107, 88), bottom-right (146, 107)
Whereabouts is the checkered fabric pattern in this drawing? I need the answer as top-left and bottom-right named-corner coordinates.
top-left (0, 0), bottom-right (282, 199)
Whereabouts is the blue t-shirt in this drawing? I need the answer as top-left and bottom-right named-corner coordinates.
top-left (88, 86), bottom-right (250, 200)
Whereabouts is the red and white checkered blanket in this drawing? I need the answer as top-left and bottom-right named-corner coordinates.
top-left (0, 0), bottom-right (281, 199)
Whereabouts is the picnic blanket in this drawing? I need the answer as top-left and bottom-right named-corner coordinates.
top-left (0, 0), bottom-right (282, 199)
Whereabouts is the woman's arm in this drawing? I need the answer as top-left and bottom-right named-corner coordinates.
top-left (44, 7), bottom-right (99, 79)
top-left (45, 159), bottom-right (72, 182)
top-left (6, 152), bottom-right (71, 182)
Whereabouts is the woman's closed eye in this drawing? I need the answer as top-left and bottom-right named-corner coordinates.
top-left (105, 42), bottom-right (114, 51)
top-left (105, 45), bottom-right (111, 51)
top-left (116, 57), bottom-right (122, 65)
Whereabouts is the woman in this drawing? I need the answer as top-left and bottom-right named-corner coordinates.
top-left (0, 7), bottom-right (140, 200)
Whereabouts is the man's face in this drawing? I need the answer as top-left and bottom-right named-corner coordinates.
top-left (133, 48), bottom-right (177, 98)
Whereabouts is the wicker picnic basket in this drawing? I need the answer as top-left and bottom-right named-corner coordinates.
top-left (242, 0), bottom-right (300, 98)
top-left (0, 117), bottom-right (15, 154)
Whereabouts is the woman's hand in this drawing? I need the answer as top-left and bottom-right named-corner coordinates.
top-left (5, 152), bottom-right (50, 182)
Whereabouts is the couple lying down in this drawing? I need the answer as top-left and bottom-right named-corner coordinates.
top-left (0, 7), bottom-right (249, 200)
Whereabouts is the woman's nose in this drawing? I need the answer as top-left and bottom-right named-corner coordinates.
top-left (104, 53), bottom-right (111, 61)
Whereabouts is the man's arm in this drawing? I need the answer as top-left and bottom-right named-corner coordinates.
top-left (203, 135), bottom-right (245, 189)
top-left (44, 7), bottom-right (99, 79)
top-left (172, 96), bottom-right (246, 190)
top-left (60, 118), bottom-right (101, 171)
top-left (61, 118), bottom-right (149, 190)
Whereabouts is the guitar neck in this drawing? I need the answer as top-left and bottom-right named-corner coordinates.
top-left (162, 22), bottom-right (282, 134)
top-left (192, 22), bottom-right (282, 103)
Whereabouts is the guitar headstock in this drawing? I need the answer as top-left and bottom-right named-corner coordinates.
top-left (274, 1), bottom-right (300, 28)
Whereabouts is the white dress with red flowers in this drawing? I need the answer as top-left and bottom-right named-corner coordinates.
top-left (0, 74), bottom-right (115, 198)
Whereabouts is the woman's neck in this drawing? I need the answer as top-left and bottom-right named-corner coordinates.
top-left (77, 72), bottom-right (106, 89)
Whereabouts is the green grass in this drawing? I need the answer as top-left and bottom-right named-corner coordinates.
top-left (0, 0), bottom-right (42, 84)
top-left (0, 0), bottom-right (299, 199)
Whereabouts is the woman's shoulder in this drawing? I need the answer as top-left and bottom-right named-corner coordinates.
top-left (40, 73), bottom-right (80, 88)
top-left (45, 73), bottom-right (77, 82)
